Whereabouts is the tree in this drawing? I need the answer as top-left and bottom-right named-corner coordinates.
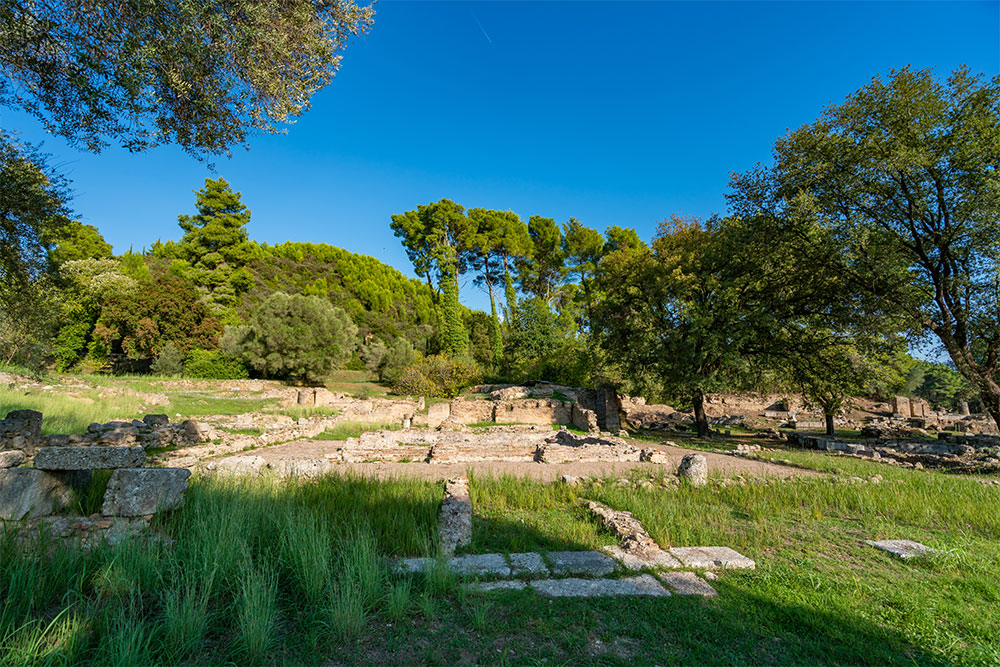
top-left (496, 212), bottom-right (532, 322)
top-left (729, 66), bottom-right (1000, 427)
top-left (788, 335), bottom-right (902, 435)
top-left (379, 337), bottom-right (420, 386)
top-left (232, 292), bottom-right (358, 384)
top-left (0, 0), bottom-right (374, 157)
top-left (390, 199), bottom-right (471, 356)
top-left (46, 220), bottom-right (113, 268)
top-left (162, 178), bottom-right (259, 308)
top-left (562, 218), bottom-right (604, 323)
top-left (465, 208), bottom-right (510, 363)
top-left (517, 216), bottom-right (566, 301)
top-left (0, 131), bottom-right (71, 310)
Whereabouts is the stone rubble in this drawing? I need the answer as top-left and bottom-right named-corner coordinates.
top-left (584, 500), bottom-right (682, 569)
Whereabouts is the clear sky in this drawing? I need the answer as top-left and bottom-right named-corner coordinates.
top-left (2, 1), bottom-right (998, 311)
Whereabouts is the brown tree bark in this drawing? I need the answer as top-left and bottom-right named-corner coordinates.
top-left (692, 389), bottom-right (710, 437)
top-left (824, 412), bottom-right (835, 437)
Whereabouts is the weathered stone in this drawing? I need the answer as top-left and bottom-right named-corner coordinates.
top-left (603, 545), bottom-right (682, 570)
top-left (180, 420), bottom-right (208, 443)
top-left (101, 468), bottom-right (190, 516)
top-left (668, 546), bottom-right (756, 570)
top-left (143, 414), bottom-right (169, 426)
top-left (546, 550), bottom-right (618, 577)
top-left (677, 453), bottom-right (708, 486)
top-left (0, 469), bottom-right (75, 520)
top-left (448, 553), bottom-right (511, 577)
top-left (657, 571), bottom-right (718, 597)
top-left (865, 539), bottom-right (935, 559)
top-left (507, 552), bottom-right (550, 577)
top-left (530, 575), bottom-right (669, 597)
top-left (46, 434), bottom-right (70, 447)
top-left (0, 450), bottom-right (25, 468)
top-left (465, 580), bottom-right (527, 592)
top-left (204, 455), bottom-right (267, 475)
top-left (393, 557), bottom-right (430, 574)
top-left (439, 477), bottom-right (472, 556)
top-left (97, 430), bottom-right (136, 446)
top-left (34, 446), bottom-right (145, 470)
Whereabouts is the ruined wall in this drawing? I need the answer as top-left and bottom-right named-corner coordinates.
top-left (572, 404), bottom-right (599, 433)
top-left (494, 399), bottom-right (572, 425)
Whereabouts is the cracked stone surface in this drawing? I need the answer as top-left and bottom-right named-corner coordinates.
top-left (465, 580), bottom-right (528, 592)
top-left (657, 571), bottom-right (718, 597)
top-left (508, 552), bottom-right (550, 576)
top-left (668, 546), bottom-right (756, 570)
top-left (530, 575), bottom-right (669, 597)
top-left (439, 477), bottom-right (472, 556)
top-left (448, 553), bottom-right (511, 577)
top-left (603, 545), bottom-right (682, 570)
top-left (547, 550), bottom-right (618, 577)
top-left (865, 539), bottom-right (935, 559)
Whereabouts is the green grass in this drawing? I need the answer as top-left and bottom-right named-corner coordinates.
top-left (3, 459), bottom-right (1000, 664)
top-left (311, 421), bottom-right (402, 440)
top-left (0, 386), bottom-right (147, 435)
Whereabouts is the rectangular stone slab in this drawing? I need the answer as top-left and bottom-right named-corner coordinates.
top-left (35, 446), bottom-right (145, 470)
top-left (604, 545), bottom-right (683, 570)
top-left (465, 580), bottom-right (527, 593)
top-left (669, 546), bottom-right (756, 570)
top-left (865, 539), bottom-right (935, 559)
top-left (0, 469), bottom-right (75, 520)
top-left (531, 575), bottom-right (669, 597)
top-left (547, 550), bottom-right (618, 577)
top-left (657, 571), bottom-right (718, 597)
top-left (507, 552), bottom-right (550, 577)
top-left (101, 468), bottom-right (190, 516)
top-left (448, 553), bottom-right (511, 577)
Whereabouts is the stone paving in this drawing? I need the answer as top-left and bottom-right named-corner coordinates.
top-left (865, 539), bottom-right (936, 559)
top-left (668, 546), bottom-right (756, 570)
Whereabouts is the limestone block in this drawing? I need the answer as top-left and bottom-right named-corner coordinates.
top-left (865, 539), bottom-right (935, 559)
top-left (0, 450), bottom-right (25, 468)
top-left (657, 571), bottom-right (718, 596)
top-left (677, 453), bottom-right (708, 486)
top-left (101, 468), bottom-right (191, 516)
top-left (530, 575), bottom-right (669, 597)
top-left (439, 477), bottom-right (472, 556)
top-left (546, 550), bottom-right (617, 577)
top-left (204, 455), bottom-right (267, 475)
top-left (34, 446), bottom-right (145, 470)
top-left (668, 546), bottom-right (756, 570)
top-left (447, 553), bottom-right (511, 577)
top-left (507, 552), bottom-right (550, 577)
top-left (0, 468), bottom-right (75, 520)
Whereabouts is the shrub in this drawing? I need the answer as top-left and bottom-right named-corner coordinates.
top-left (229, 292), bottom-right (358, 384)
top-left (151, 343), bottom-right (184, 376)
top-left (393, 355), bottom-right (480, 398)
top-left (184, 348), bottom-right (249, 379)
top-left (379, 338), bottom-right (419, 386)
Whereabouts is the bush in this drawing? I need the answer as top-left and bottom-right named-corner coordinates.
top-left (379, 338), bottom-right (419, 386)
top-left (151, 343), bottom-right (185, 377)
top-left (393, 355), bottom-right (480, 398)
top-left (184, 348), bottom-right (249, 379)
top-left (230, 292), bottom-right (358, 384)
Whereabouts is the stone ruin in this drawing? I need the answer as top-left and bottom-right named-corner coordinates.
top-left (0, 411), bottom-right (192, 547)
top-left (785, 430), bottom-right (1000, 473)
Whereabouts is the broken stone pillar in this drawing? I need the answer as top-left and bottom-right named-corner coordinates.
top-left (438, 477), bottom-right (472, 556)
top-left (677, 453), bottom-right (708, 487)
top-left (892, 396), bottom-right (910, 418)
top-left (960, 401), bottom-right (970, 416)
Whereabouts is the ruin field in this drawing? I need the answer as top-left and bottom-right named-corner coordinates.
top-left (2, 374), bottom-right (999, 665)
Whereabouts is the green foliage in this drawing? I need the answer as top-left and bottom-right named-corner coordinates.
top-left (517, 215), bottom-right (566, 300)
top-left (437, 267), bottom-right (468, 356)
top-left (379, 338), bottom-right (420, 386)
top-left (150, 343), bottom-right (184, 377)
top-left (184, 348), bottom-right (249, 380)
top-left (0, 0), bottom-right (374, 156)
top-left (393, 355), bottom-right (480, 397)
top-left (231, 292), bottom-right (358, 384)
top-left (45, 219), bottom-right (112, 267)
top-left (729, 65), bottom-right (1000, 425)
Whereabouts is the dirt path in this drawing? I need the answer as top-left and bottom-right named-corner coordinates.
top-left (215, 437), bottom-right (817, 482)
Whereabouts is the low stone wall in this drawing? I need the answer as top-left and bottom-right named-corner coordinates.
top-left (785, 431), bottom-right (1000, 472)
top-left (1, 412), bottom-right (192, 546)
top-left (415, 397), bottom-right (599, 433)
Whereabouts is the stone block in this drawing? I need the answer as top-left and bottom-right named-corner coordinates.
top-left (865, 539), bottom-right (935, 559)
top-left (668, 546), bottom-right (756, 570)
top-left (34, 446), bottom-right (145, 470)
top-left (101, 468), bottom-right (191, 516)
top-left (143, 414), bottom-right (169, 427)
top-left (465, 580), bottom-right (527, 593)
top-left (448, 553), bottom-right (511, 577)
top-left (0, 450), bottom-right (25, 468)
top-left (507, 552), bottom-right (550, 577)
top-left (677, 453), bottom-right (708, 486)
top-left (393, 557), bottom-right (430, 574)
top-left (657, 571), bottom-right (718, 596)
top-left (530, 574), bottom-right (669, 597)
top-left (439, 477), bottom-right (472, 556)
top-left (603, 545), bottom-right (682, 570)
top-left (546, 550), bottom-right (618, 577)
top-left (0, 468), bottom-right (75, 520)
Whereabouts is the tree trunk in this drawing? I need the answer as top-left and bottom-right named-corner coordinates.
top-left (824, 412), bottom-right (835, 436)
top-left (692, 389), bottom-right (709, 437)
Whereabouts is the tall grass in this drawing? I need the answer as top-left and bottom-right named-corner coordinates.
top-left (0, 386), bottom-right (147, 435)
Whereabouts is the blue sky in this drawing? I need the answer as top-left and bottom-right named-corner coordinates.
top-left (2, 0), bottom-right (998, 311)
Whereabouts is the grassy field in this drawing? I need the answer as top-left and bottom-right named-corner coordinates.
top-left (3, 457), bottom-right (998, 665)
